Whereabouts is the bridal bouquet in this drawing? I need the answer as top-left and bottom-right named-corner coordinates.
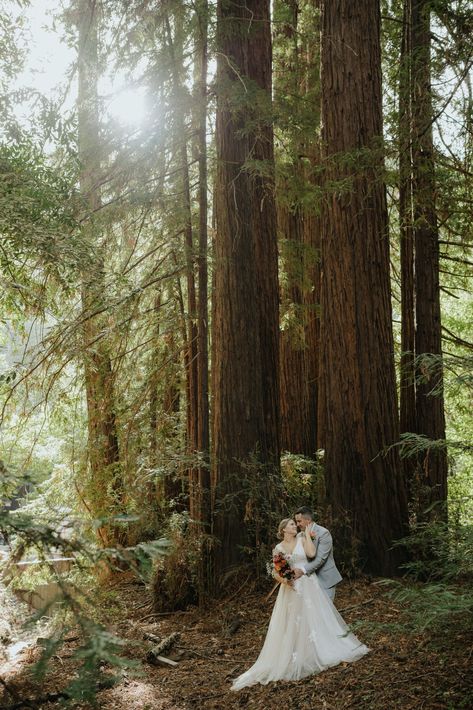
top-left (272, 551), bottom-right (295, 582)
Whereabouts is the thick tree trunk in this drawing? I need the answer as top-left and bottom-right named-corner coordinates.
top-left (196, 0), bottom-right (210, 466)
top-left (410, 0), bottom-right (448, 519)
top-left (195, 0), bottom-right (211, 597)
top-left (77, 0), bottom-right (123, 545)
top-left (275, 0), bottom-right (320, 457)
top-left (303, 0), bottom-right (322, 456)
top-left (319, 0), bottom-right (409, 575)
top-left (213, 0), bottom-right (280, 584)
top-left (399, 0), bottom-right (417, 487)
top-left (274, 1), bottom-right (306, 456)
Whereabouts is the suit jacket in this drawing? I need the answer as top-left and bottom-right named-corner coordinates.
top-left (299, 522), bottom-right (342, 590)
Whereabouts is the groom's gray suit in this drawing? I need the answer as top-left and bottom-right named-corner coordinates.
top-left (298, 522), bottom-right (342, 601)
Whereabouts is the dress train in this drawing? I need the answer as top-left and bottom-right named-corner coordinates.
top-left (232, 538), bottom-right (369, 689)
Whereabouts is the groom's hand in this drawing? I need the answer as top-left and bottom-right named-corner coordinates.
top-left (293, 568), bottom-right (304, 579)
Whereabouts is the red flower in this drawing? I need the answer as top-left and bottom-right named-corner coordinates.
top-left (272, 552), bottom-right (295, 581)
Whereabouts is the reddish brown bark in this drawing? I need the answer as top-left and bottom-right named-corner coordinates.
top-left (399, 0), bottom-right (417, 486)
top-left (318, 0), bottom-right (409, 575)
top-left (194, 0), bottom-right (212, 597)
top-left (212, 0), bottom-right (280, 583)
top-left (275, 0), bottom-right (320, 457)
top-left (410, 0), bottom-right (448, 518)
top-left (195, 0), bottom-right (210, 528)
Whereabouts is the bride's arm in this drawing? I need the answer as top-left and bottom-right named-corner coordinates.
top-left (273, 571), bottom-right (291, 585)
top-left (301, 526), bottom-right (316, 559)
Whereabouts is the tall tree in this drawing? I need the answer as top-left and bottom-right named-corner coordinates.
top-left (318, 0), bottom-right (409, 575)
top-left (212, 0), bottom-right (280, 583)
top-left (195, 0), bottom-right (211, 536)
top-left (162, 8), bottom-right (199, 520)
top-left (399, 0), bottom-right (417, 487)
top-left (410, 0), bottom-right (448, 519)
top-left (274, 0), bottom-right (320, 457)
top-left (76, 0), bottom-right (123, 544)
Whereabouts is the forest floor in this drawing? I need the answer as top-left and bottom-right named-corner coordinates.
top-left (1, 573), bottom-right (472, 710)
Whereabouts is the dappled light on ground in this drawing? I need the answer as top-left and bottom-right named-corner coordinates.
top-left (1, 576), bottom-right (470, 709)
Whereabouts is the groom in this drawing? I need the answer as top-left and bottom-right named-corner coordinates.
top-left (293, 506), bottom-right (342, 601)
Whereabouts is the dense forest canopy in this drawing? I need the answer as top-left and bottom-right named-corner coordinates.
top-left (0, 0), bottom-right (471, 590)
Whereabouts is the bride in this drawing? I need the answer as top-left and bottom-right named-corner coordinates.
top-left (231, 518), bottom-right (369, 690)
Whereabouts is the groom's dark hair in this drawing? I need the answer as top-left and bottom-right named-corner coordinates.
top-left (295, 506), bottom-right (314, 519)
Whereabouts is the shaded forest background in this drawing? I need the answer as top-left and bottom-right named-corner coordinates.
top-left (0, 0), bottom-right (472, 702)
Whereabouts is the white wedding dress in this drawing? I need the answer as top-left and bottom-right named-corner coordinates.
top-left (232, 537), bottom-right (369, 690)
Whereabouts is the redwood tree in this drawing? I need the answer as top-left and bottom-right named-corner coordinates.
top-left (192, 0), bottom-right (211, 596)
top-left (399, 0), bottom-right (417, 454)
top-left (275, 0), bottom-right (320, 457)
top-left (318, 0), bottom-right (409, 575)
top-left (397, 0), bottom-right (448, 519)
top-left (162, 9), bottom-right (199, 521)
top-left (195, 0), bottom-right (211, 531)
top-left (212, 0), bottom-right (280, 582)
top-left (410, 0), bottom-right (448, 519)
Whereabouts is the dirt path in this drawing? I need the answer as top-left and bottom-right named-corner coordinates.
top-left (1, 577), bottom-right (471, 709)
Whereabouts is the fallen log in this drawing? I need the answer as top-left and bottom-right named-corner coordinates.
top-left (143, 632), bottom-right (161, 644)
top-left (152, 655), bottom-right (178, 668)
top-left (146, 632), bottom-right (180, 665)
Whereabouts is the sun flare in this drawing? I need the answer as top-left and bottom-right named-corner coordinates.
top-left (108, 87), bottom-right (147, 126)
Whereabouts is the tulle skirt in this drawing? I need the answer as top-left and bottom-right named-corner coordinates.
top-left (231, 575), bottom-right (369, 690)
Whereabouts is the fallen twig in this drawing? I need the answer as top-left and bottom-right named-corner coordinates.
top-left (140, 610), bottom-right (191, 621)
top-left (338, 596), bottom-right (379, 613)
top-left (176, 646), bottom-right (237, 662)
top-left (134, 600), bottom-right (151, 610)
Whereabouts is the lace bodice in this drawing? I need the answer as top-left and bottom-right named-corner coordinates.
top-left (276, 537), bottom-right (307, 567)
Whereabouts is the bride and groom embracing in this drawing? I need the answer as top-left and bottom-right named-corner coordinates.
top-left (231, 507), bottom-right (369, 690)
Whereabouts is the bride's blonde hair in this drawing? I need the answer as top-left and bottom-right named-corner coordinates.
top-left (277, 518), bottom-right (294, 540)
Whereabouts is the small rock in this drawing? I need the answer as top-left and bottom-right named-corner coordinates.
top-left (394, 653), bottom-right (408, 662)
